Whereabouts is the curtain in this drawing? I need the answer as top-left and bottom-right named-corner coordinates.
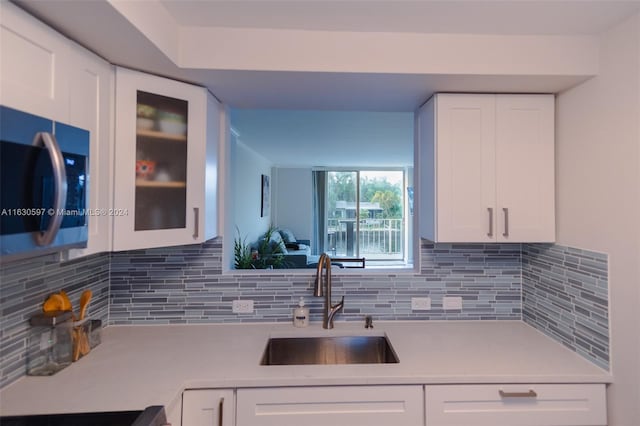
top-left (312, 170), bottom-right (327, 255)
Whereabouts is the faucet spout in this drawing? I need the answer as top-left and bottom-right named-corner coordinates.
top-left (314, 253), bottom-right (344, 329)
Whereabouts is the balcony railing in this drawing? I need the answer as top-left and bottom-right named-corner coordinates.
top-left (327, 218), bottom-right (403, 260)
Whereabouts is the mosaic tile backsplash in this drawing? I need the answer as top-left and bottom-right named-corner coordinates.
top-left (109, 240), bottom-right (522, 324)
top-left (522, 244), bottom-right (609, 370)
top-left (0, 238), bottom-right (610, 388)
top-left (0, 252), bottom-right (110, 388)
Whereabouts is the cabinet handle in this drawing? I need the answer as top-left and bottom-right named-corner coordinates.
top-left (218, 397), bottom-right (224, 426)
top-left (193, 207), bottom-right (200, 239)
top-left (502, 207), bottom-right (509, 237)
top-left (499, 389), bottom-right (537, 398)
top-left (487, 207), bottom-right (493, 237)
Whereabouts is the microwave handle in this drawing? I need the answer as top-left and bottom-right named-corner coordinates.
top-left (33, 132), bottom-right (67, 246)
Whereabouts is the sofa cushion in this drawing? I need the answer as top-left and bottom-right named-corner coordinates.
top-left (278, 229), bottom-right (297, 244)
top-left (269, 230), bottom-right (287, 253)
top-left (285, 242), bottom-right (309, 251)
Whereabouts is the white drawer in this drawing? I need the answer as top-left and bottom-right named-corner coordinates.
top-left (425, 384), bottom-right (606, 426)
top-left (237, 385), bottom-right (423, 426)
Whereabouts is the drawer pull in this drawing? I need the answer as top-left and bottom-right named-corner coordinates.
top-left (502, 207), bottom-right (509, 237)
top-left (487, 207), bottom-right (493, 237)
top-left (193, 207), bottom-right (200, 239)
top-left (499, 389), bottom-right (537, 398)
top-left (218, 397), bottom-right (224, 426)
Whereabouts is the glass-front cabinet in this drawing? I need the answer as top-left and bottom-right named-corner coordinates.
top-left (113, 67), bottom-right (219, 251)
top-left (134, 91), bottom-right (188, 231)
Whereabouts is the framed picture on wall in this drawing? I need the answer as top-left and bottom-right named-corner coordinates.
top-left (261, 174), bottom-right (270, 217)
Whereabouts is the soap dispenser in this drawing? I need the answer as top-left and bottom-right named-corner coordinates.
top-left (293, 297), bottom-right (309, 328)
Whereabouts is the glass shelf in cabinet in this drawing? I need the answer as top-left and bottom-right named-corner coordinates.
top-left (136, 129), bottom-right (187, 142)
top-left (135, 179), bottom-right (186, 188)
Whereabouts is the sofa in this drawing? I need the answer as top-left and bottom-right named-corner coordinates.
top-left (275, 229), bottom-right (319, 268)
top-left (255, 228), bottom-right (318, 268)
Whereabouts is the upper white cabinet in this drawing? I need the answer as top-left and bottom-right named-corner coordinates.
top-left (1, 2), bottom-right (114, 258)
top-left (66, 44), bottom-right (114, 258)
top-left (113, 67), bottom-right (219, 251)
top-left (0, 2), bottom-right (70, 123)
top-left (417, 93), bottom-right (555, 243)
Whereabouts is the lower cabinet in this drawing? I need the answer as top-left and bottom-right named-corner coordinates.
top-left (236, 385), bottom-right (423, 426)
top-left (182, 389), bottom-right (235, 426)
top-left (182, 384), bottom-right (607, 426)
top-left (425, 384), bottom-right (607, 426)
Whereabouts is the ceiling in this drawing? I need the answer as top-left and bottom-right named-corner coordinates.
top-left (230, 109), bottom-right (414, 167)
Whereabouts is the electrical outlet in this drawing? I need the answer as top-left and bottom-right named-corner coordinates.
top-left (232, 299), bottom-right (254, 313)
top-left (443, 296), bottom-right (463, 310)
top-left (411, 297), bottom-right (431, 311)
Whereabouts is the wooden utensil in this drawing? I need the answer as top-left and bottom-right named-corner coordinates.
top-left (78, 290), bottom-right (92, 320)
top-left (72, 328), bottom-right (82, 361)
top-left (73, 290), bottom-right (93, 361)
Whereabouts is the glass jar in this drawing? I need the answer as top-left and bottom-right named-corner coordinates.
top-left (27, 311), bottom-right (73, 376)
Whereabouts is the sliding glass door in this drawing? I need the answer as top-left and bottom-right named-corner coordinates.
top-left (326, 170), bottom-right (404, 261)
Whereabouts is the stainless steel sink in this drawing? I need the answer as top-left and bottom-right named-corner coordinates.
top-left (260, 335), bottom-right (399, 365)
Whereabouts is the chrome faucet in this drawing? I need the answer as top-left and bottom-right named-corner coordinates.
top-left (314, 253), bottom-right (344, 329)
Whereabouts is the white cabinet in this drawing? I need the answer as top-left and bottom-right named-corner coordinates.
top-left (187, 384), bottom-right (604, 426)
top-left (1, 1), bottom-right (114, 258)
top-left (182, 389), bottom-right (235, 426)
top-left (417, 93), bottom-right (555, 243)
top-left (425, 384), bottom-right (606, 426)
top-left (0, 2), bottom-right (70, 122)
top-left (113, 67), bottom-right (220, 251)
top-left (66, 44), bottom-right (114, 258)
top-left (236, 386), bottom-right (423, 426)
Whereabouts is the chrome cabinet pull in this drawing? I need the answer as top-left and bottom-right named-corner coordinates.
top-left (193, 207), bottom-right (200, 239)
top-left (33, 132), bottom-right (67, 246)
top-left (218, 397), bottom-right (224, 426)
top-left (499, 389), bottom-right (537, 398)
top-left (487, 207), bottom-right (494, 237)
top-left (502, 207), bottom-right (509, 237)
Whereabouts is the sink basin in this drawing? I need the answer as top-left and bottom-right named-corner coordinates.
top-left (260, 335), bottom-right (399, 365)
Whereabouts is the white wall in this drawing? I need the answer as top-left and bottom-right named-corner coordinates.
top-left (231, 139), bottom-right (273, 246)
top-left (555, 13), bottom-right (640, 426)
top-left (272, 167), bottom-right (313, 242)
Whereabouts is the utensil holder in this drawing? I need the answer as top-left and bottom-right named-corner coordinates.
top-left (27, 311), bottom-right (73, 376)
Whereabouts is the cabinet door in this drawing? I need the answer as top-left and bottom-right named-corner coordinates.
top-left (203, 92), bottom-right (221, 241)
top-left (0, 2), bottom-right (69, 122)
top-left (113, 67), bottom-right (207, 251)
top-left (236, 386), bottom-right (423, 426)
top-left (435, 94), bottom-right (496, 242)
top-left (417, 97), bottom-right (436, 240)
top-left (425, 384), bottom-right (606, 426)
top-left (495, 95), bottom-right (555, 242)
top-left (182, 389), bottom-right (235, 426)
top-left (67, 44), bottom-right (114, 258)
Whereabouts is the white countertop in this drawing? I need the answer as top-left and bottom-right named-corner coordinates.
top-left (0, 320), bottom-right (611, 416)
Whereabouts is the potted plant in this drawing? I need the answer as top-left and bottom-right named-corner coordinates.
top-left (252, 226), bottom-right (285, 269)
top-left (233, 226), bottom-right (286, 269)
top-left (233, 228), bottom-right (254, 269)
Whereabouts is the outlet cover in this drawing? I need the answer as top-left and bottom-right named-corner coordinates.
top-left (411, 297), bottom-right (431, 311)
top-left (232, 299), bottom-right (254, 314)
top-left (443, 296), bottom-right (463, 310)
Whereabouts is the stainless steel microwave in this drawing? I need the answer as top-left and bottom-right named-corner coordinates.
top-left (0, 106), bottom-right (89, 262)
